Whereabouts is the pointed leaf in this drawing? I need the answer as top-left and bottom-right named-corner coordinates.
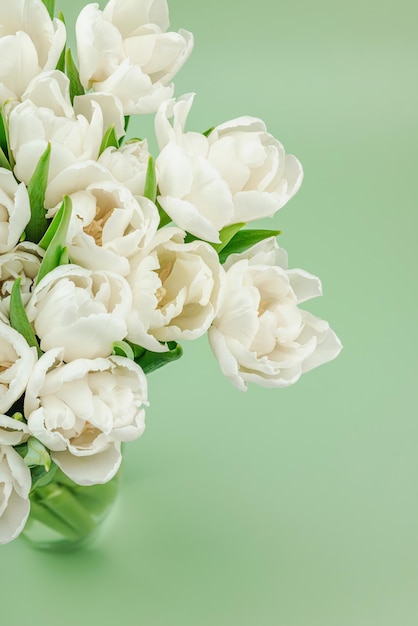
top-left (36, 195), bottom-right (72, 284)
top-left (56, 12), bottom-right (66, 73)
top-left (184, 222), bottom-right (245, 251)
top-left (0, 146), bottom-right (11, 170)
top-left (118, 118), bottom-right (130, 146)
top-left (59, 246), bottom-right (69, 265)
top-left (26, 143), bottom-right (51, 243)
top-left (219, 228), bottom-right (282, 264)
top-left (202, 126), bottom-right (214, 137)
top-left (213, 222), bottom-right (246, 252)
top-left (156, 199), bottom-right (172, 228)
top-left (135, 341), bottom-right (183, 374)
top-left (38, 200), bottom-right (64, 250)
top-left (41, 0), bottom-right (55, 18)
top-left (0, 112), bottom-right (8, 156)
top-left (66, 48), bottom-right (85, 103)
top-left (144, 156), bottom-right (157, 203)
top-left (99, 124), bottom-right (118, 155)
top-left (10, 278), bottom-right (42, 355)
top-left (0, 107), bottom-right (14, 167)
top-left (56, 48), bottom-right (66, 73)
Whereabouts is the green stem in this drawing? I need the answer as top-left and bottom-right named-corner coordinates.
top-left (23, 469), bottom-right (120, 548)
top-left (28, 500), bottom-right (81, 541)
top-left (32, 483), bottom-right (97, 538)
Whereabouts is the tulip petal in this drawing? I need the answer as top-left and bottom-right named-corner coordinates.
top-left (53, 443), bottom-right (122, 486)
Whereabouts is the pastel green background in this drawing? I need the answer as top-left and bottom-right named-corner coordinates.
top-left (2, 1), bottom-right (417, 625)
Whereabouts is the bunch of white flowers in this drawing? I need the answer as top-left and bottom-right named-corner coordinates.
top-left (0, 0), bottom-right (341, 545)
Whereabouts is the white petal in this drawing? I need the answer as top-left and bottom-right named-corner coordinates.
top-left (208, 327), bottom-right (247, 392)
top-left (0, 483), bottom-right (30, 544)
top-left (287, 269), bottom-right (323, 303)
top-left (0, 416), bottom-right (29, 445)
top-left (53, 443), bottom-right (122, 486)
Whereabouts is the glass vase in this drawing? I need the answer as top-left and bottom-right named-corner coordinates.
top-left (22, 468), bottom-right (120, 552)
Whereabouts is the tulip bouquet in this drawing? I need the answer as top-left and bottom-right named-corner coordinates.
top-left (0, 0), bottom-right (342, 548)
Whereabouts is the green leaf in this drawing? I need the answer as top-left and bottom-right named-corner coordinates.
top-left (117, 118), bottom-right (130, 147)
top-left (0, 109), bottom-right (7, 155)
top-left (202, 126), bottom-right (214, 137)
top-left (184, 222), bottom-right (246, 252)
top-left (125, 341), bottom-right (146, 360)
top-left (59, 246), bottom-right (69, 265)
top-left (125, 137), bottom-right (143, 144)
top-left (25, 143), bottom-right (51, 243)
top-left (36, 195), bottom-right (72, 284)
top-left (10, 278), bottom-right (42, 355)
top-left (56, 48), bottom-right (66, 73)
top-left (0, 107), bottom-right (14, 168)
top-left (31, 462), bottom-right (58, 491)
top-left (65, 48), bottom-right (85, 103)
top-left (13, 443), bottom-right (28, 460)
top-left (38, 200), bottom-right (64, 250)
top-left (24, 438), bottom-right (51, 471)
top-left (134, 341), bottom-right (183, 374)
top-left (112, 341), bottom-right (135, 360)
top-left (99, 124), bottom-right (118, 156)
top-left (219, 228), bottom-right (282, 264)
top-left (156, 200), bottom-right (172, 228)
top-left (38, 196), bottom-right (71, 252)
top-left (41, 0), bottom-right (55, 18)
top-left (144, 156), bottom-right (157, 203)
top-left (213, 222), bottom-right (246, 252)
top-left (0, 146), bottom-right (11, 170)
top-left (56, 13), bottom-right (66, 72)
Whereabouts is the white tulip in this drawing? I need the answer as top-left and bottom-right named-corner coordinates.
top-left (76, 0), bottom-right (194, 114)
top-left (0, 168), bottom-right (31, 254)
top-left (44, 161), bottom-right (112, 210)
top-left (24, 349), bottom-right (148, 485)
top-left (208, 238), bottom-right (342, 390)
top-left (66, 180), bottom-right (160, 275)
top-left (126, 227), bottom-right (225, 352)
top-left (7, 71), bottom-right (124, 186)
top-left (0, 242), bottom-right (43, 319)
top-left (0, 444), bottom-right (31, 544)
top-left (0, 0), bottom-right (66, 104)
top-left (155, 94), bottom-right (303, 242)
top-left (98, 140), bottom-right (151, 196)
top-left (26, 265), bottom-right (132, 361)
top-left (42, 161), bottom-right (160, 275)
top-left (0, 321), bottom-right (37, 413)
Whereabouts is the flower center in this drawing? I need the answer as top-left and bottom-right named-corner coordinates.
top-left (156, 258), bottom-right (174, 307)
top-left (70, 422), bottom-right (101, 448)
top-left (155, 286), bottom-right (167, 305)
top-left (83, 207), bottom-right (113, 246)
top-left (0, 361), bottom-right (12, 374)
top-left (158, 259), bottom-right (173, 284)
